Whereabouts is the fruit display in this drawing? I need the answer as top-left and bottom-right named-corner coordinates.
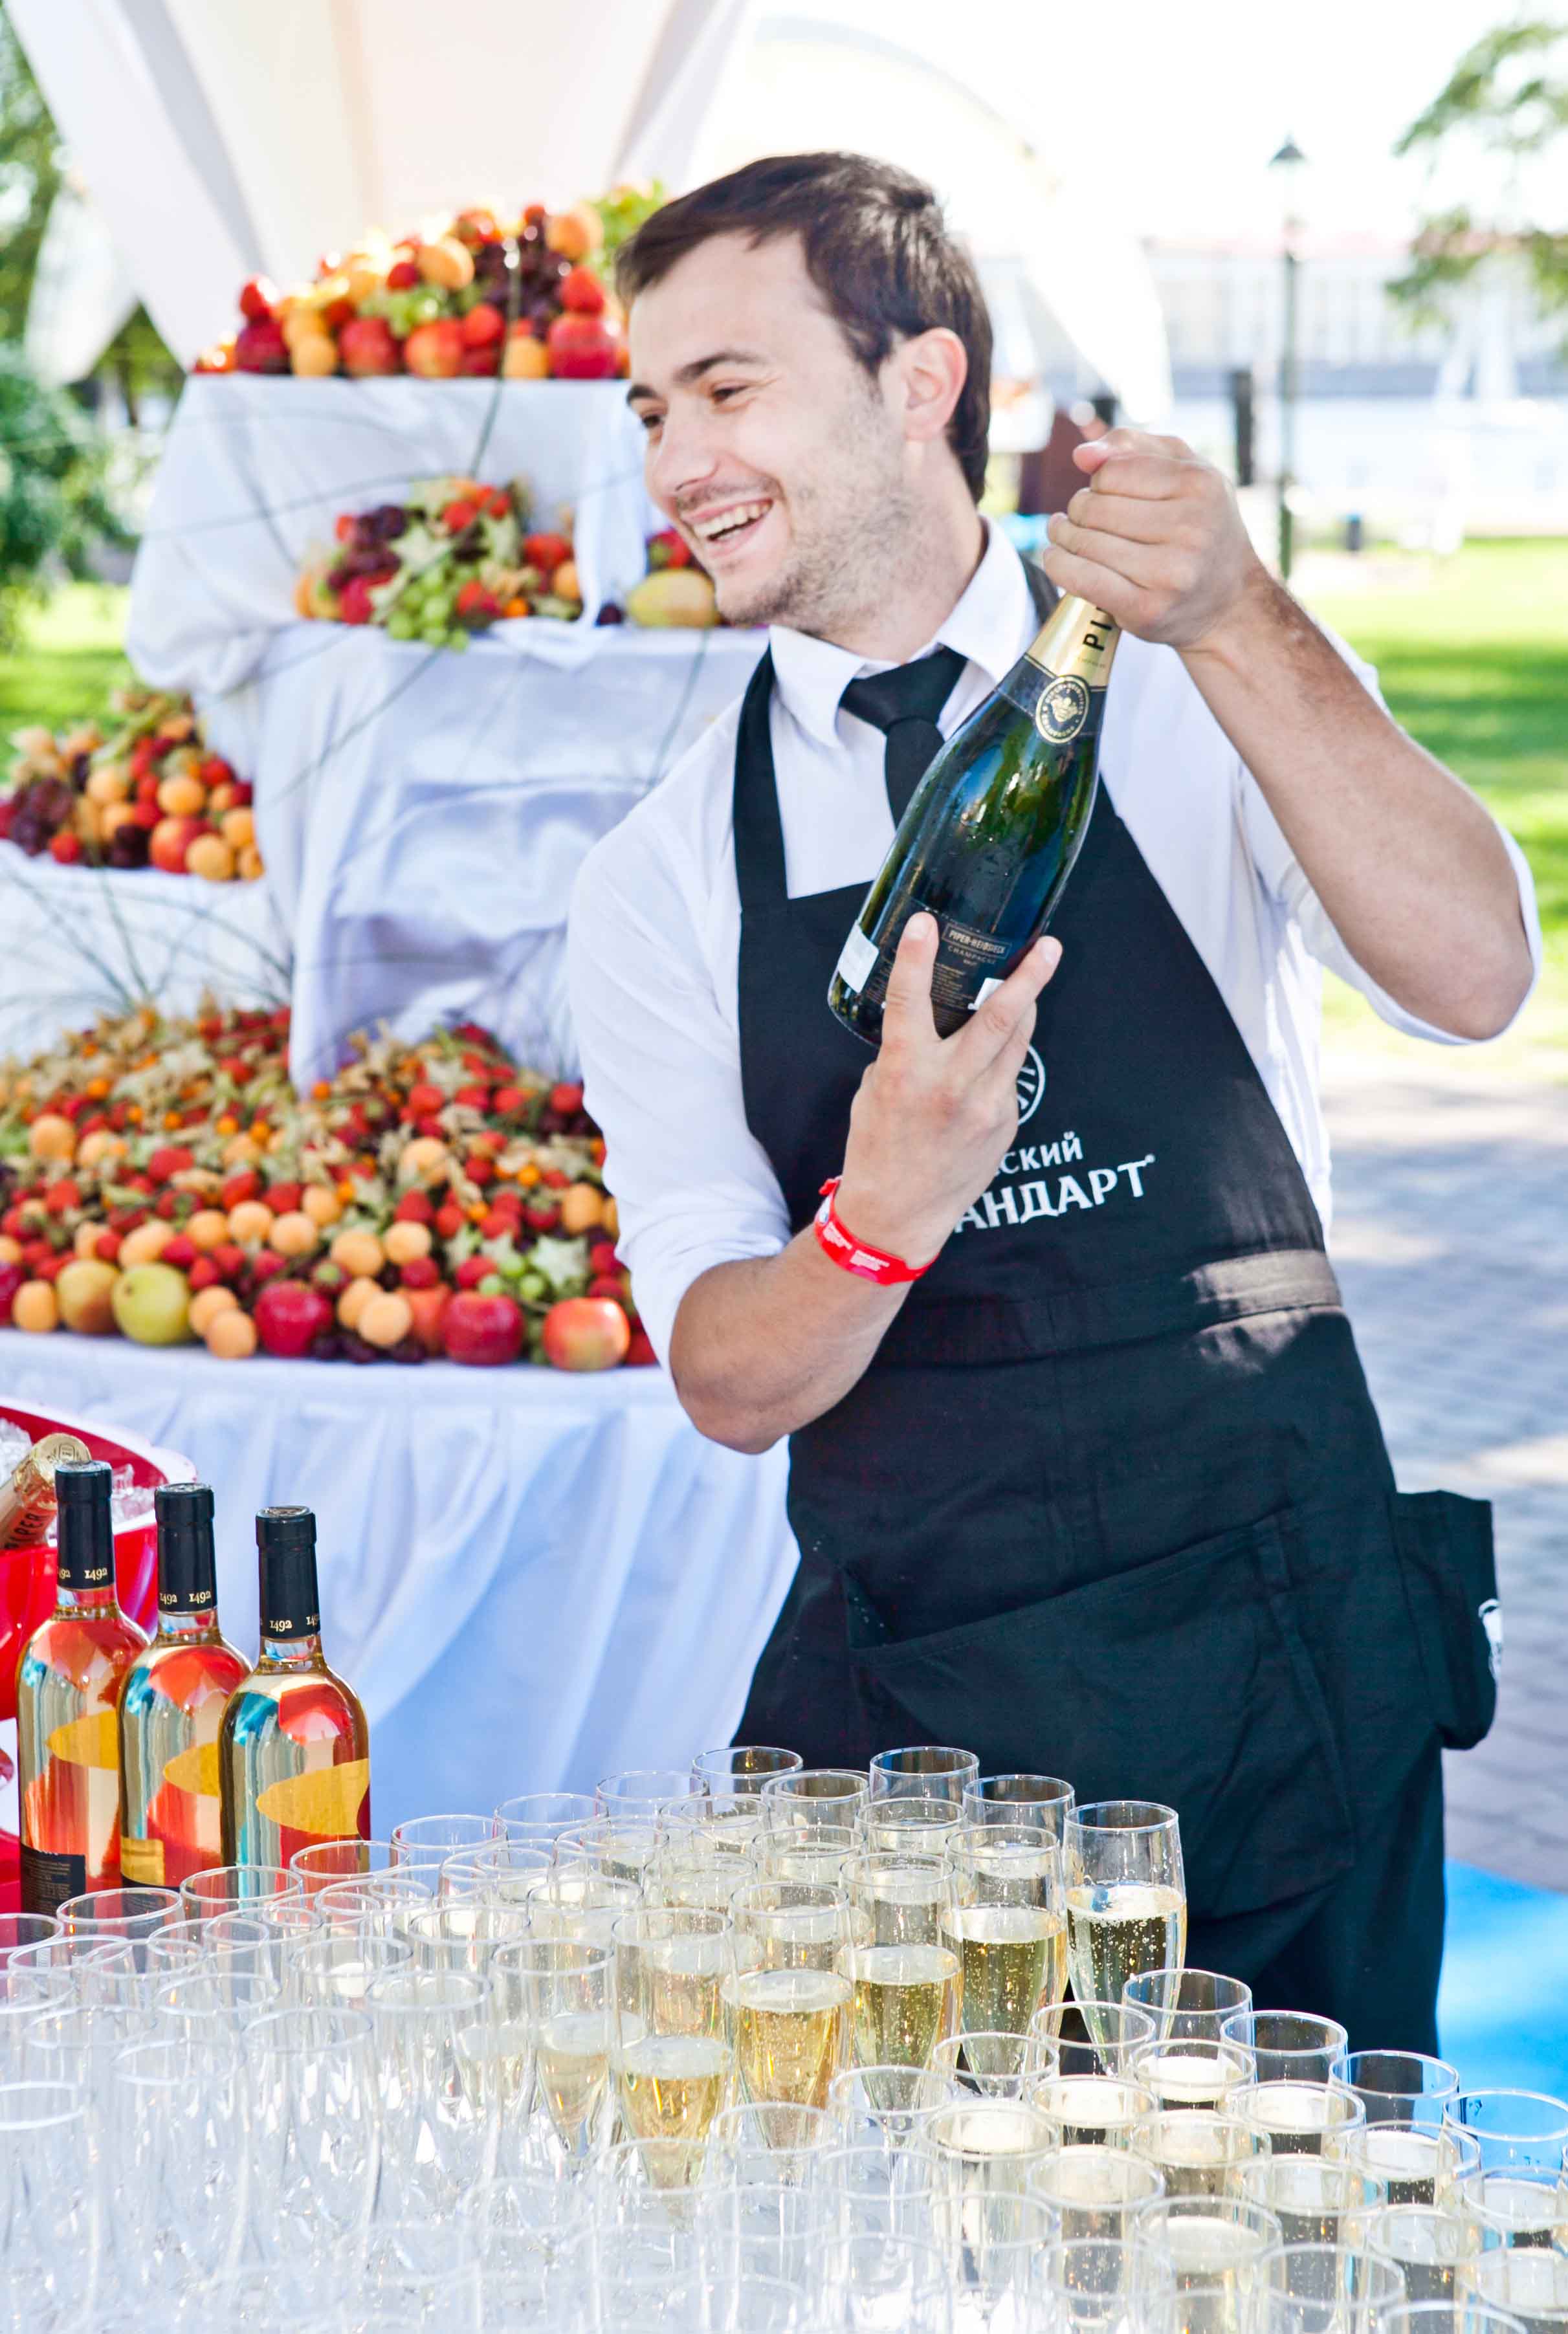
top-left (193, 190), bottom-right (663, 383)
top-left (0, 1004), bottom-right (650, 1372)
top-left (599, 531), bottom-right (720, 632)
top-left (294, 478), bottom-right (580, 642)
top-left (0, 686), bottom-right (261, 881)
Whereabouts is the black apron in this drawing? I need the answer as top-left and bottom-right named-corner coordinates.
top-left (729, 568), bottom-right (1499, 2047)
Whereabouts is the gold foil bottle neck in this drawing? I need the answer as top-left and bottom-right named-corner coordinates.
top-left (0, 1433), bottom-right (93, 1550)
top-left (1024, 595), bottom-right (1121, 688)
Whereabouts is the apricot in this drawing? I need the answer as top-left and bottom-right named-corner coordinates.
top-left (118, 1220), bottom-right (171, 1268)
top-left (186, 835), bottom-right (236, 883)
top-left (558, 1182), bottom-right (604, 1235)
top-left (300, 1185), bottom-right (342, 1228)
top-left (190, 1284), bottom-right (239, 1336)
top-left (72, 1222), bottom-right (102, 1259)
top-left (0, 1234), bottom-right (21, 1264)
top-left (185, 1209), bottom-right (230, 1251)
top-left (156, 773), bottom-right (207, 818)
top-left (357, 1290), bottom-right (413, 1349)
top-left (416, 236), bottom-right (474, 290)
top-left (226, 1200), bottom-right (274, 1246)
top-left (382, 1219), bottom-right (432, 1265)
top-left (290, 333), bottom-right (338, 379)
top-left (601, 1196), bottom-right (619, 1239)
top-left (502, 330), bottom-right (551, 381)
top-left (397, 1138), bottom-right (448, 1187)
top-left (204, 1307), bottom-right (258, 1359)
top-left (208, 783), bottom-right (236, 817)
top-left (56, 1257), bottom-right (119, 1334)
top-left (28, 1113), bottom-right (76, 1163)
top-left (85, 765), bottom-right (131, 806)
top-left (268, 1210), bottom-right (319, 1258)
top-left (76, 1130), bottom-right (127, 1171)
top-left (237, 845), bottom-right (265, 882)
top-left (13, 1280), bottom-right (59, 1332)
top-left (337, 1275), bottom-right (380, 1331)
top-left (329, 1228), bottom-right (383, 1278)
top-left (545, 205), bottom-right (602, 261)
top-left (220, 808), bottom-right (255, 852)
top-left (222, 1134), bottom-right (261, 1168)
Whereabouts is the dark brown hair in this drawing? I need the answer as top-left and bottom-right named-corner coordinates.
top-left (616, 152), bottom-right (992, 501)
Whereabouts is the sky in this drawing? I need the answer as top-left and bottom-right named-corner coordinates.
top-left (815, 0), bottom-right (1551, 249)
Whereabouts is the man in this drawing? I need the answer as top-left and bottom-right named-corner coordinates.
top-left (568, 153), bottom-right (1538, 2043)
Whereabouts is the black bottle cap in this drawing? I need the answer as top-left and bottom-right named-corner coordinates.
top-left (55, 1459), bottom-right (115, 1592)
top-left (256, 1506), bottom-right (320, 1640)
top-left (155, 1481), bottom-right (217, 1613)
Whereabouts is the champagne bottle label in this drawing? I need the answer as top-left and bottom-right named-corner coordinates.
top-left (119, 1835), bottom-right (166, 1886)
top-left (19, 1841), bottom-right (87, 1917)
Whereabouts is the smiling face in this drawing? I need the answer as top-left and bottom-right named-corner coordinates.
top-left (626, 233), bottom-right (926, 637)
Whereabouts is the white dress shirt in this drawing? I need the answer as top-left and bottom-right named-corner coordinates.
top-left (568, 525), bottom-right (1541, 1362)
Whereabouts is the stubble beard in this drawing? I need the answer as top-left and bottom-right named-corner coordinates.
top-left (712, 397), bottom-right (923, 641)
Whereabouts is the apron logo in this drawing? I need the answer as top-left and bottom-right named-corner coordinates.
top-left (1016, 1046), bottom-right (1046, 1125)
top-left (1478, 1596), bottom-right (1503, 1679)
top-left (1035, 675), bottom-right (1090, 746)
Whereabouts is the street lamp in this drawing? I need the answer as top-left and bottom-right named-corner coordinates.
top-left (1269, 135), bottom-right (1307, 580)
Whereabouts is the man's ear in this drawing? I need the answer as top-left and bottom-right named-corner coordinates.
top-left (890, 327), bottom-right (968, 448)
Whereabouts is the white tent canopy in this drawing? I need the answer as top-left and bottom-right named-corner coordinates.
top-left (10, 0), bottom-right (1169, 417)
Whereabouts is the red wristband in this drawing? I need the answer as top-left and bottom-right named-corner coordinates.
top-left (813, 1178), bottom-right (931, 1286)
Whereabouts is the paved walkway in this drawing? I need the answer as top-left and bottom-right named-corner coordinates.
top-left (1323, 1051), bottom-right (1568, 1892)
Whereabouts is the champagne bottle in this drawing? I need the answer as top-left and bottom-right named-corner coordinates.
top-left (17, 1459), bottom-right (148, 1914)
top-left (0, 1433), bottom-right (92, 1549)
top-left (219, 1506), bottom-right (370, 1869)
top-left (118, 1484), bottom-right (248, 1888)
top-left (829, 595), bottom-right (1120, 1044)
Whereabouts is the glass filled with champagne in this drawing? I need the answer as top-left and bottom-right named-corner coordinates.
top-left (1065, 1802), bottom-right (1187, 2027)
top-left (1132, 2109), bottom-right (1264, 2201)
top-left (729, 1882), bottom-right (853, 2113)
top-left (610, 1907), bottom-right (733, 2183)
top-left (839, 1854), bottom-right (958, 2072)
top-left (1325, 2119), bottom-right (1480, 2208)
top-left (1235, 2079), bottom-right (1366, 2160)
top-left (942, 1823), bottom-right (1067, 2037)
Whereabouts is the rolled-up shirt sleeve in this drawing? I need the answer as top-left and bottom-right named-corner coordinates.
top-left (568, 800), bottom-right (791, 1365)
top-left (1239, 626), bottom-right (1542, 1043)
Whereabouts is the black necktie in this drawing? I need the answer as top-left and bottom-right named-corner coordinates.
top-left (840, 646), bottom-right (967, 822)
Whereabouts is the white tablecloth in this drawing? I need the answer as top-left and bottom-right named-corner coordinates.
top-left (0, 1331), bottom-right (797, 1836)
top-left (0, 844), bottom-right (290, 1059)
top-left (122, 374), bottom-right (762, 1085)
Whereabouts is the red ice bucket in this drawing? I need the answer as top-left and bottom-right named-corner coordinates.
top-left (0, 1402), bottom-right (195, 1910)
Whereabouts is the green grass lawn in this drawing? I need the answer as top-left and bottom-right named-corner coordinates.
top-left (1303, 539), bottom-right (1567, 1072)
top-left (5, 556), bottom-right (1565, 1070)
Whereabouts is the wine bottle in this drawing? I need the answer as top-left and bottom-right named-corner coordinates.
top-left (16, 1459), bottom-right (149, 1915)
top-left (118, 1483), bottom-right (248, 1888)
top-left (219, 1506), bottom-right (370, 1869)
top-left (0, 1432), bottom-right (91, 1550)
top-left (829, 595), bottom-right (1120, 1044)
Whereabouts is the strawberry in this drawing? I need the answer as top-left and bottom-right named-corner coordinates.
top-left (441, 498), bottom-right (478, 534)
top-left (549, 1082), bottom-right (584, 1116)
top-left (399, 1255), bottom-right (440, 1290)
top-left (588, 1274), bottom-right (625, 1303)
top-left (222, 1170), bottom-right (261, 1210)
top-left (523, 1202), bottom-right (558, 1233)
top-left (454, 1083), bottom-right (490, 1109)
top-left (589, 1240), bottom-right (620, 1277)
top-left (149, 1146), bottom-right (195, 1182)
top-left (155, 1191), bottom-right (180, 1220)
top-left (491, 1084), bottom-right (524, 1116)
top-left (386, 258), bottom-right (420, 290)
top-left (455, 1255), bottom-right (491, 1289)
top-left (524, 533), bottom-right (571, 574)
top-left (648, 527), bottom-right (692, 569)
top-left (49, 832), bottom-right (82, 864)
top-left (43, 1180), bottom-right (80, 1216)
top-left (540, 1167), bottom-right (570, 1190)
top-left (188, 1254), bottom-right (222, 1291)
top-left (464, 1156), bottom-right (494, 1187)
top-left (406, 1082), bottom-right (445, 1118)
top-left (480, 1208), bottom-right (515, 1239)
top-left (625, 1327), bottom-right (657, 1367)
top-left (161, 1234), bottom-right (197, 1270)
top-left (434, 1202), bottom-right (465, 1240)
top-left (459, 346), bottom-right (499, 377)
top-left (454, 581), bottom-right (499, 623)
top-left (485, 490), bottom-right (510, 518)
top-left (94, 1230), bottom-right (123, 1264)
top-left (338, 571), bottom-right (394, 626)
top-left (239, 277), bottom-right (278, 323)
top-left (393, 1191), bottom-right (436, 1225)
top-left (212, 1244), bottom-right (246, 1281)
top-left (130, 802), bottom-right (160, 830)
top-left (249, 1250), bottom-right (287, 1283)
top-left (267, 1181), bottom-right (302, 1215)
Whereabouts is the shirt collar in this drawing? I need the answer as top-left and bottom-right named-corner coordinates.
top-left (767, 520), bottom-right (1035, 749)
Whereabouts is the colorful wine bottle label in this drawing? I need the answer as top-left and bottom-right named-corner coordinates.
top-left (19, 1842), bottom-right (87, 1917)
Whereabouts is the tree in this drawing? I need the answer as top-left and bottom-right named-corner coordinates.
top-left (1391, 18), bottom-right (1568, 333)
top-left (0, 349), bottom-right (131, 643)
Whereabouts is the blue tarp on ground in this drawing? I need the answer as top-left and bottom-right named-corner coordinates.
top-left (1440, 1861), bottom-right (1568, 2093)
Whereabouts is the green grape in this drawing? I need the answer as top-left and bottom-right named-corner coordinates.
top-left (386, 611), bottom-right (417, 641)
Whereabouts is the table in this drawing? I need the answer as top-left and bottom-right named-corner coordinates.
top-left (0, 1331), bottom-right (797, 1837)
top-left (0, 843), bottom-right (290, 1059)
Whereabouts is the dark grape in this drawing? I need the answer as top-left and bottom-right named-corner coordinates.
top-left (107, 825), bottom-right (151, 869)
top-left (388, 1337), bottom-right (426, 1365)
top-left (307, 1331), bottom-right (344, 1362)
top-left (595, 603), bottom-right (624, 626)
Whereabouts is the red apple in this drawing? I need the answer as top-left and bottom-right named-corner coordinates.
top-left (443, 1290), bottom-right (523, 1367)
top-left (338, 315), bottom-right (402, 377)
top-left (541, 1297), bottom-right (630, 1372)
top-left (624, 1328), bottom-right (657, 1367)
top-left (403, 319), bottom-right (464, 379)
top-left (150, 816), bottom-right (205, 874)
top-left (254, 1280), bottom-right (333, 1358)
top-left (405, 1284), bottom-right (452, 1354)
top-left (235, 318), bottom-right (289, 373)
top-left (0, 1259), bottom-right (25, 1325)
top-left (545, 312), bottom-right (620, 380)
